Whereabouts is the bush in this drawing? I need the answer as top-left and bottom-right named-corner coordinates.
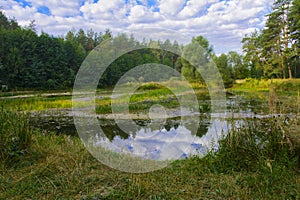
top-left (0, 107), bottom-right (32, 164)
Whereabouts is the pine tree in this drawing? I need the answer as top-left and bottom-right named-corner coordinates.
top-left (261, 0), bottom-right (293, 79)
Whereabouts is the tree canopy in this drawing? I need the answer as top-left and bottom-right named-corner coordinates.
top-left (242, 0), bottom-right (300, 79)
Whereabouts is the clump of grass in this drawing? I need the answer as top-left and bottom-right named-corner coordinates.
top-left (214, 86), bottom-right (300, 173)
top-left (2, 96), bottom-right (72, 111)
top-left (0, 107), bottom-right (32, 164)
top-left (137, 82), bottom-right (164, 91)
top-left (214, 116), bottom-right (299, 172)
top-left (233, 78), bottom-right (300, 95)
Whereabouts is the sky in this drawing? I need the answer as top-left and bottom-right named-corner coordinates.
top-left (1, 0), bottom-right (274, 54)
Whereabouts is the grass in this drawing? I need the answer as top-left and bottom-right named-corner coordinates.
top-left (233, 78), bottom-right (300, 94)
top-left (0, 124), bottom-right (299, 199)
top-left (1, 96), bottom-right (72, 111)
top-left (0, 106), bottom-right (299, 199)
top-left (1, 79), bottom-right (300, 198)
top-left (1, 81), bottom-right (210, 115)
top-left (0, 108), bottom-right (32, 163)
top-left (95, 82), bottom-right (210, 114)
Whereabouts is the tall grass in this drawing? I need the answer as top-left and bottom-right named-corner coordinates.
top-left (1, 115), bottom-right (299, 199)
top-left (233, 78), bottom-right (300, 94)
top-left (1, 96), bottom-right (72, 111)
top-left (214, 116), bottom-right (299, 172)
top-left (0, 107), bottom-right (32, 164)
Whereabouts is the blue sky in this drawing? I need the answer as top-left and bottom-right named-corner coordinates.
top-left (2, 0), bottom-right (274, 54)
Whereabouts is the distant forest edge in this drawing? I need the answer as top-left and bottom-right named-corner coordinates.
top-left (0, 0), bottom-right (299, 90)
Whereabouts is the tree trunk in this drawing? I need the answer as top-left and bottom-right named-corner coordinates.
top-left (287, 59), bottom-right (293, 79)
top-left (279, 48), bottom-right (286, 79)
top-left (283, 2), bottom-right (292, 79)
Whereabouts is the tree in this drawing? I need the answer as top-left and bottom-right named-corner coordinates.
top-left (192, 35), bottom-right (214, 55)
top-left (242, 31), bottom-right (264, 78)
top-left (181, 36), bottom-right (213, 83)
top-left (261, 0), bottom-right (293, 79)
top-left (65, 29), bottom-right (76, 42)
top-left (213, 54), bottom-right (234, 88)
top-left (289, 0), bottom-right (300, 77)
top-left (0, 11), bottom-right (19, 30)
top-left (76, 29), bottom-right (87, 51)
top-left (87, 28), bottom-right (95, 51)
top-left (227, 51), bottom-right (249, 79)
top-left (241, 0), bottom-right (300, 79)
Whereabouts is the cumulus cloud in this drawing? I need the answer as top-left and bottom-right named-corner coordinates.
top-left (158, 0), bottom-right (186, 16)
top-left (80, 0), bottom-right (127, 20)
top-left (128, 5), bottom-right (162, 23)
top-left (2, 3), bottom-right (37, 26)
top-left (2, 0), bottom-right (273, 53)
top-left (178, 0), bottom-right (218, 18)
top-left (29, 0), bottom-right (83, 17)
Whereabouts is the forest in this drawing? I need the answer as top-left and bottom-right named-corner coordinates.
top-left (0, 0), bottom-right (299, 90)
top-left (1, 0), bottom-right (300, 199)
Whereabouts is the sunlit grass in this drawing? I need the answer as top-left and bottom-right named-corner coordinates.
top-left (95, 82), bottom-right (210, 114)
top-left (1, 97), bottom-right (72, 111)
top-left (233, 78), bottom-right (300, 94)
top-left (1, 81), bottom-right (209, 114)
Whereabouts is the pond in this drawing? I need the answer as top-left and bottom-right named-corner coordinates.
top-left (29, 92), bottom-right (270, 161)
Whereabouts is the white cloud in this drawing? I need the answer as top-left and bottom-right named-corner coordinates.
top-left (3, 4), bottom-right (37, 26)
top-left (128, 5), bottom-right (162, 23)
top-left (80, 0), bottom-right (127, 20)
top-left (1, 0), bottom-right (19, 10)
top-left (158, 0), bottom-right (185, 16)
top-left (1, 0), bottom-right (273, 54)
top-left (178, 0), bottom-right (218, 18)
top-left (29, 0), bottom-right (83, 17)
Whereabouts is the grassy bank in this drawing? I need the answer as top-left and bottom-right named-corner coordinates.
top-left (1, 81), bottom-right (210, 114)
top-left (232, 78), bottom-right (300, 94)
top-left (231, 78), bottom-right (300, 115)
top-left (0, 109), bottom-right (299, 199)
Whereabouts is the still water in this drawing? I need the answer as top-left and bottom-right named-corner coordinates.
top-left (31, 93), bottom-right (269, 160)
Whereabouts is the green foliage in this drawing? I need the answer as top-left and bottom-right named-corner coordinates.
top-left (213, 54), bottom-right (235, 88)
top-left (0, 11), bottom-right (243, 90)
top-left (0, 15), bottom-right (86, 90)
top-left (228, 51), bottom-right (249, 79)
top-left (214, 117), bottom-right (299, 172)
top-left (233, 78), bottom-right (300, 93)
top-left (137, 82), bottom-right (164, 91)
top-left (2, 96), bottom-right (72, 111)
top-left (181, 36), bottom-right (213, 83)
top-left (0, 108), bottom-right (32, 164)
top-left (242, 0), bottom-right (300, 79)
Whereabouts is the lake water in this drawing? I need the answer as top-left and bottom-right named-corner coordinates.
top-left (30, 93), bottom-right (270, 160)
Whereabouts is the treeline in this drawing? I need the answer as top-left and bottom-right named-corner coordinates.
top-left (1, 0), bottom-right (299, 91)
top-left (242, 0), bottom-right (300, 79)
top-left (0, 11), bottom-right (114, 90)
top-left (0, 10), bottom-right (242, 89)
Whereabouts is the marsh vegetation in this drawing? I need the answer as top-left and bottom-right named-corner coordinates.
top-left (1, 79), bottom-right (299, 199)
